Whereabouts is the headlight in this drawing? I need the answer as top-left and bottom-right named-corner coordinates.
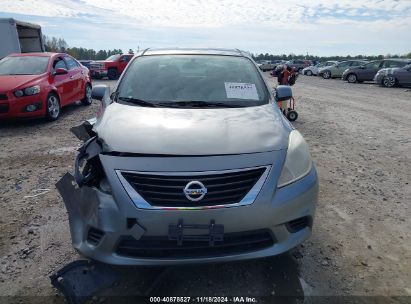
top-left (277, 130), bottom-right (312, 188)
top-left (14, 90), bottom-right (24, 97)
top-left (24, 85), bottom-right (40, 96)
top-left (14, 86), bottom-right (40, 97)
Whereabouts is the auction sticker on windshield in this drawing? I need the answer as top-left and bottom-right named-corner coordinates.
top-left (225, 82), bottom-right (259, 100)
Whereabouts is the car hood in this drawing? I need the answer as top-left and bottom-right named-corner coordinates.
top-left (376, 68), bottom-right (402, 74)
top-left (344, 67), bottom-right (359, 73)
top-left (93, 102), bottom-right (291, 155)
top-left (0, 74), bottom-right (45, 92)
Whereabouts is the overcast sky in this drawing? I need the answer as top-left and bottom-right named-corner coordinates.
top-left (1, 0), bottom-right (411, 56)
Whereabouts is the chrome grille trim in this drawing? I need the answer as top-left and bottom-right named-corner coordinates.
top-left (116, 166), bottom-right (271, 210)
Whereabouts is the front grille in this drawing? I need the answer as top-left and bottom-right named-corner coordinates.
top-left (87, 227), bottom-right (105, 245)
top-left (116, 230), bottom-right (275, 258)
top-left (121, 167), bottom-right (266, 207)
top-left (90, 63), bottom-right (104, 69)
top-left (0, 94), bottom-right (8, 100)
top-left (0, 104), bottom-right (9, 113)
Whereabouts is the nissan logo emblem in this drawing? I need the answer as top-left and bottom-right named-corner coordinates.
top-left (183, 181), bottom-right (207, 202)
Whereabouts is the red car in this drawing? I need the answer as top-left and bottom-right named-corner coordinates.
top-left (0, 52), bottom-right (92, 121)
top-left (89, 54), bottom-right (133, 80)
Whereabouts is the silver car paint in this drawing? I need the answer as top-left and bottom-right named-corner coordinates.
top-left (93, 103), bottom-right (291, 155)
top-left (57, 48), bottom-right (318, 265)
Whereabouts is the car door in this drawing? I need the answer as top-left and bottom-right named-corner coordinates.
top-left (334, 61), bottom-right (350, 77)
top-left (361, 61), bottom-right (383, 81)
top-left (64, 56), bottom-right (83, 103)
top-left (51, 57), bottom-right (72, 105)
top-left (396, 65), bottom-right (411, 85)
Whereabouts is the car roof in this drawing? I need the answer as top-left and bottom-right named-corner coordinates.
top-left (8, 52), bottom-right (63, 57)
top-left (142, 48), bottom-right (251, 58)
top-left (383, 58), bottom-right (411, 62)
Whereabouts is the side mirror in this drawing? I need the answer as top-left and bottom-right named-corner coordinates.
top-left (53, 68), bottom-right (68, 76)
top-left (359, 66), bottom-right (365, 69)
top-left (275, 85), bottom-right (293, 101)
top-left (91, 84), bottom-right (111, 108)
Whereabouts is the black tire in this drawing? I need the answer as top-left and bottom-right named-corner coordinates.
top-left (382, 75), bottom-right (397, 88)
top-left (322, 70), bottom-right (331, 79)
top-left (306, 70), bottom-right (313, 76)
top-left (81, 83), bottom-right (93, 106)
top-left (107, 68), bottom-right (118, 80)
top-left (287, 110), bottom-right (298, 122)
top-left (46, 93), bottom-right (61, 121)
top-left (347, 73), bottom-right (357, 83)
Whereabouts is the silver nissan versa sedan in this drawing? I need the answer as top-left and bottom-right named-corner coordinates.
top-left (57, 48), bottom-right (318, 266)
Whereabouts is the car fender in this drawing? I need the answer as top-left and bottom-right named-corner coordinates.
top-left (48, 84), bottom-right (62, 102)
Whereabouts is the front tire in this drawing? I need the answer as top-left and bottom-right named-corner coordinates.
top-left (46, 93), bottom-right (61, 121)
top-left (347, 73), bottom-right (357, 83)
top-left (382, 75), bottom-right (396, 87)
top-left (306, 70), bottom-right (313, 76)
top-left (81, 84), bottom-right (93, 106)
top-left (107, 68), bottom-right (118, 80)
top-left (322, 70), bottom-right (331, 79)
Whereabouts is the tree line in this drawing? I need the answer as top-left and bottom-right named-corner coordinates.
top-left (43, 36), bottom-right (134, 60)
top-left (43, 35), bottom-right (411, 61)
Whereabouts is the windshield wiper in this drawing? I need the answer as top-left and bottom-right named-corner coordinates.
top-left (157, 101), bottom-right (243, 108)
top-left (118, 97), bottom-right (157, 107)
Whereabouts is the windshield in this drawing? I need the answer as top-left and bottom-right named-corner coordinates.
top-left (0, 56), bottom-right (49, 75)
top-left (106, 54), bottom-right (121, 61)
top-left (117, 55), bottom-right (269, 108)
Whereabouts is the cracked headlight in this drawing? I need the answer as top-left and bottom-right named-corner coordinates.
top-left (277, 130), bottom-right (313, 188)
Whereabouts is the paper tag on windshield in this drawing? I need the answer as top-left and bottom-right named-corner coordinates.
top-left (225, 82), bottom-right (259, 100)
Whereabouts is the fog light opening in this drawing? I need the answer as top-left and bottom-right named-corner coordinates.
top-left (286, 216), bottom-right (312, 233)
top-left (23, 103), bottom-right (42, 112)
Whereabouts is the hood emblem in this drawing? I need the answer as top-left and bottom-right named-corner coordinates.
top-left (184, 181), bottom-right (207, 202)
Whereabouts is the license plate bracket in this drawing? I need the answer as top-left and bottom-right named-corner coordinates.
top-left (168, 219), bottom-right (224, 246)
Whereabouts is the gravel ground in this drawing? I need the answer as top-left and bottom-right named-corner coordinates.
top-left (0, 75), bottom-right (410, 302)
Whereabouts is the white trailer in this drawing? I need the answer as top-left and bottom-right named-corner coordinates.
top-left (0, 18), bottom-right (45, 58)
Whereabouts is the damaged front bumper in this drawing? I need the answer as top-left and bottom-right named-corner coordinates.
top-left (56, 166), bottom-right (318, 266)
top-left (56, 120), bottom-right (318, 266)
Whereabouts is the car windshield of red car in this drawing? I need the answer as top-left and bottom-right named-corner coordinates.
top-left (106, 54), bottom-right (121, 61)
top-left (0, 56), bottom-right (50, 75)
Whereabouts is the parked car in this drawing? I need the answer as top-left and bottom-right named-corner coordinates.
top-left (258, 60), bottom-right (277, 72)
top-left (302, 61), bottom-right (338, 76)
top-left (89, 54), bottom-right (133, 80)
top-left (57, 48), bottom-right (319, 266)
top-left (342, 59), bottom-right (411, 83)
top-left (0, 18), bottom-right (44, 59)
top-left (0, 52), bottom-right (92, 120)
top-left (318, 60), bottom-right (367, 79)
top-left (285, 59), bottom-right (312, 72)
top-left (374, 63), bottom-right (411, 87)
top-left (79, 60), bottom-right (92, 69)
